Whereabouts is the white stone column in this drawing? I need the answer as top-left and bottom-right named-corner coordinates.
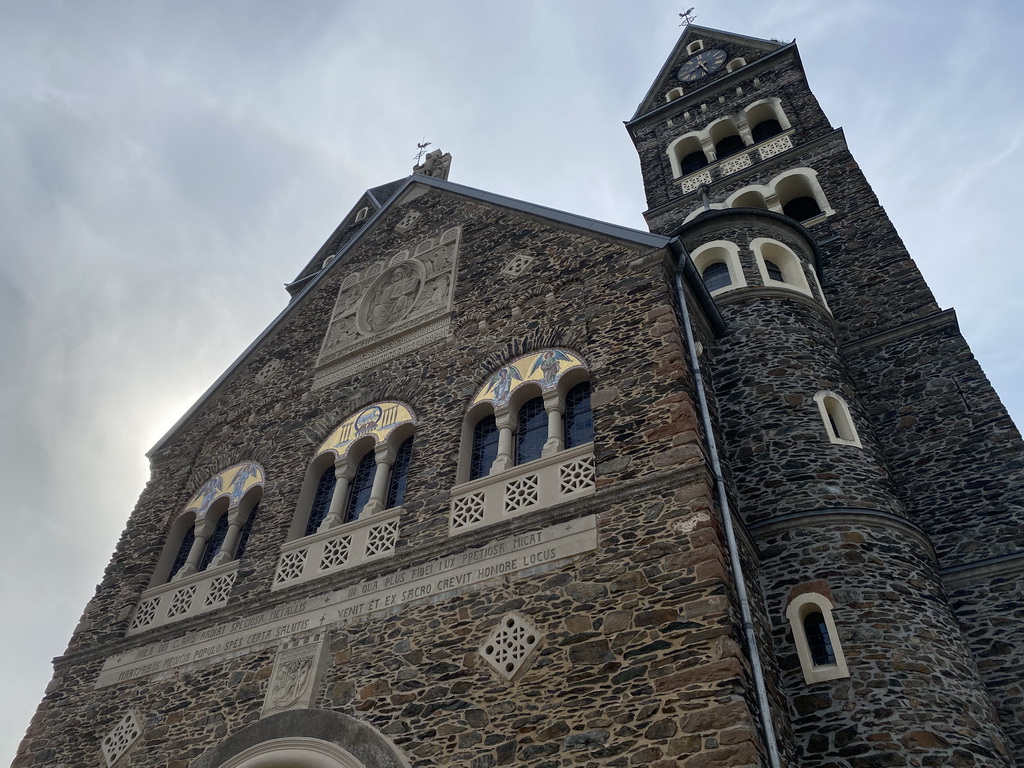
top-left (699, 136), bottom-right (716, 162)
top-left (209, 502), bottom-right (243, 568)
top-left (318, 463), bottom-right (354, 532)
top-left (491, 409), bottom-right (515, 473)
top-left (361, 443), bottom-right (395, 517)
top-left (542, 390), bottom-right (565, 457)
top-left (175, 513), bottom-right (211, 579)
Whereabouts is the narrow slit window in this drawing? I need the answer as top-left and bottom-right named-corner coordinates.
top-left (167, 526), bottom-right (195, 582)
top-left (235, 503), bottom-right (258, 560)
top-left (803, 611), bottom-right (837, 666)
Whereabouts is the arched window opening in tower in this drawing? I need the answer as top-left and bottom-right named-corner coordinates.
top-left (564, 381), bottom-right (594, 449)
top-left (751, 118), bottom-right (783, 143)
top-left (782, 195), bottom-right (823, 221)
top-left (346, 450), bottom-right (376, 523)
top-left (470, 413), bottom-right (499, 480)
top-left (764, 260), bottom-right (785, 283)
top-left (386, 436), bottom-right (414, 508)
top-left (714, 134), bottom-right (746, 160)
top-left (305, 465), bottom-right (337, 536)
top-left (803, 611), bottom-right (837, 666)
top-left (679, 150), bottom-right (709, 176)
top-left (702, 261), bottom-right (732, 292)
top-left (516, 396), bottom-right (548, 465)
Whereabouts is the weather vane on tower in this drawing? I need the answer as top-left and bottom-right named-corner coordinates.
top-left (679, 6), bottom-right (697, 26)
top-left (414, 140), bottom-right (432, 165)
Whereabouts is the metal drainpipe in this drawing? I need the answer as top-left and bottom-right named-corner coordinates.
top-left (669, 240), bottom-right (784, 768)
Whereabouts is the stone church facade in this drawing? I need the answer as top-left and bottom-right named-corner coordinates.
top-left (14, 26), bottom-right (1024, 768)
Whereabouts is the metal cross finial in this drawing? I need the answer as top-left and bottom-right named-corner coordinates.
top-left (414, 140), bottom-right (432, 165)
top-left (679, 6), bottom-right (697, 26)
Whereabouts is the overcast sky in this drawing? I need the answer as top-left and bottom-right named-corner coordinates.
top-left (2, 1), bottom-right (1022, 763)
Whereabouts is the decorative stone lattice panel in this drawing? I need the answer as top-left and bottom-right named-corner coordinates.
top-left (505, 474), bottom-right (540, 514)
top-left (101, 710), bottom-right (142, 767)
top-left (275, 549), bottom-right (308, 585)
top-left (758, 134), bottom-right (793, 160)
top-left (559, 454), bottom-right (596, 495)
top-left (501, 253), bottom-right (535, 278)
top-left (720, 153), bottom-right (752, 175)
top-left (479, 612), bottom-right (542, 681)
top-left (204, 571), bottom-right (236, 607)
top-left (452, 491), bottom-right (486, 530)
top-left (167, 585), bottom-right (197, 618)
top-left (681, 169), bottom-right (712, 193)
top-left (131, 597), bottom-right (160, 630)
top-left (365, 519), bottom-right (400, 557)
top-left (319, 534), bottom-right (353, 571)
top-left (394, 210), bottom-right (421, 231)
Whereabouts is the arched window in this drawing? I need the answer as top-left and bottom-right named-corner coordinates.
top-left (814, 390), bottom-right (863, 447)
top-left (751, 118), bottom-right (783, 143)
top-left (346, 450), bottom-right (376, 523)
top-left (386, 436), bottom-right (414, 508)
top-left (235, 503), bottom-right (258, 560)
top-left (764, 260), bottom-right (785, 283)
top-left (714, 133), bottom-right (745, 160)
top-left (803, 611), bottom-right (837, 666)
top-left (782, 196), bottom-right (822, 221)
top-left (731, 190), bottom-right (770, 210)
top-left (785, 591), bottom-right (850, 684)
top-left (702, 261), bottom-right (732, 292)
top-left (167, 527), bottom-right (194, 583)
top-left (305, 466), bottom-right (337, 536)
top-left (470, 414), bottom-right (499, 480)
top-left (564, 381), bottom-right (593, 448)
top-left (199, 512), bottom-right (230, 571)
top-left (680, 150), bottom-right (709, 175)
top-left (516, 397), bottom-right (548, 465)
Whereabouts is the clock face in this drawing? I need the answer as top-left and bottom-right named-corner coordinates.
top-left (676, 48), bottom-right (728, 83)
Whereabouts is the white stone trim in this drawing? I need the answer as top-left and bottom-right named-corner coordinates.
top-left (101, 710), bottom-right (143, 767)
top-left (667, 132), bottom-right (709, 179)
top-left (449, 445), bottom-right (595, 534)
top-left (686, 39), bottom-right (705, 55)
top-left (742, 97), bottom-right (792, 132)
top-left (726, 57), bottom-right (746, 73)
top-left (273, 508), bottom-right (402, 590)
top-left (129, 562), bottom-right (239, 633)
top-left (690, 240), bottom-right (746, 296)
top-left (814, 390), bottom-right (862, 448)
top-left (750, 238), bottom-right (813, 297)
top-left (219, 737), bottom-right (368, 768)
top-left (479, 612), bottom-right (542, 681)
top-left (785, 592), bottom-right (850, 684)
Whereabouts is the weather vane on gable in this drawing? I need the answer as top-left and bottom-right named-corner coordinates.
top-left (679, 6), bottom-right (697, 26)
top-left (414, 140), bottom-right (432, 165)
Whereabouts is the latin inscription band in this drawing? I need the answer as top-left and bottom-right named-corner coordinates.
top-left (96, 515), bottom-right (597, 688)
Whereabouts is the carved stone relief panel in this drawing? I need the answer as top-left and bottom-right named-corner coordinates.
top-left (261, 631), bottom-right (331, 718)
top-left (315, 226), bottom-right (460, 387)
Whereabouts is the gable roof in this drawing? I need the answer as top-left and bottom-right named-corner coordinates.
top-left (630, 25), bottom-right (785, 122)
top-left (146, 176), bottom-right (677, 458)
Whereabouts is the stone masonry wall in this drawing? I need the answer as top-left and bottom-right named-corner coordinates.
top-left (16, 185), bottom-right (777, 768)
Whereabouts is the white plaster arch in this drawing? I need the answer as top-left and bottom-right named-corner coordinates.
top-left (750, 238), bottom-right (813, 297)
top-left (771, 167), bottom-right (835, 220)
top-left (742, 97), bottom-right (792, 133)
top-left (667, 131), bottom-right (710, 179)
top-left (785, 592), bottom-right (850, 684)
top-left (690, 240), bottom-right (746, 296)
top-left (814, 390), bottom-right (862, 448)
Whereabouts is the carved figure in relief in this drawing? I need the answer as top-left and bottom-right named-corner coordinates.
top-left (423, 276), bottom-right (450, 311)
top-left (270, 655), bottom-right (313, 709)
top-left (368, 265), bottom-right (421, 331)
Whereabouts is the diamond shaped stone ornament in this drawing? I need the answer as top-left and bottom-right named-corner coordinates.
top-left (101, 710), bottom-right (142, 767)
top-left (479, 612), bottom-right (542, 681)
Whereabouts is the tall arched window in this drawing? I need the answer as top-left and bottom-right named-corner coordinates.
top-left (167, 527), bottom-right (195, 583)
top-left (305, 466), bottom-right (337, 536)
top-left (386, 436), bottom-right (414, 508)
top-left (714, 133), bottom-right (745, 160)
top-left (199, 513), bottom-right (230, 571)
top-left (564, 381), bottom-right (594, 448)
top-left (751, 118), bottom-right (783, 143)
top-left (516, 397), bottom-right (547, 465)
top-left (680, 150), bottom-right (709, 175)
top-left (346, 451), bottom-right (376, 523)
top-left (803, 611), bottom-right (837, 666)
top-left (814, 390), bottom-right (863, 448)
top-left (470, 414), bottom-right (499, 480)
top-left (764, 260), bottom-right (785, 283)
